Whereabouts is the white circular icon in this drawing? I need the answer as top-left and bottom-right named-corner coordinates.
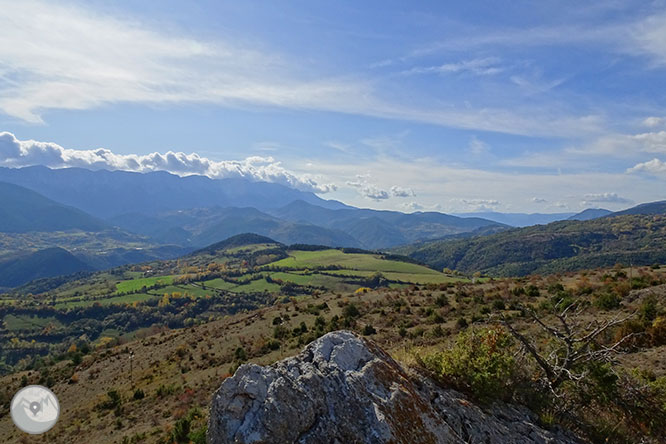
top-left (10, 385), bottom-right (60, 434)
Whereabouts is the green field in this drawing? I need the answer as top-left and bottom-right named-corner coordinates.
top-left (4, 314), bottom-right (62, 331)
top-left (267, 250), bottom-right (463, 284)
top-left (115, 275), bottom-right (176, 294)
top-left (3, 244), bottom-right (463, 316)
top-left (201, 278), bottom-right (237, 291)
top-left (268, 249), bottom-right (439, 273)
top-left (54, 292), bottom-right (158, 308)
top-left (268, 271), bottom-right (358, 291)
top-left (225, 243), bottom-right (278, 254)
top-left (233, 278), bottom-right (281, 293)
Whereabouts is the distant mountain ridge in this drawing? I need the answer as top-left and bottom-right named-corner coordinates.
top-left (0, 166), bottom-right (350, 218)
top-left (568, 208), bottom-right (611, 221)
top-left (0, 181), bottom-right (106, 232)
top-left (453, 211), bottom-right (576, 227)
top-left (191, 233), bottom-right (281, 255)
top-left (269, 200), bottom-right (504, 249)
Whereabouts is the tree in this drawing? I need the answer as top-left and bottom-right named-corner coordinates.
top-left (500, 303), bottom-right (636, 391)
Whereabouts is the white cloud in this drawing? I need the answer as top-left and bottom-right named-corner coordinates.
top-left (642, 116), bottom-right (664, 128)
top-left (454, 198), bottom-right (501, 212)
top-left (627, 158), bottom-right (666, 176)
top-left (346, 180), bottom-right (389, 200)
top-left (390, 186), bottom-right (415, 197)
top-left (403, 58), bottom-right (503, 76)
top-left (631, 131), bottom-right (666, 153)
top-left (0, 131), bottom-right (335, 193)
top-left (299, 156), bottom-right (660, 213)
top-left (401, 202), bottom-right (442, 212)
top-left (346, 179), bottom-right (414, 201)
top-left (582, 192), bottom-right (632, 204)
top-left (346, 177), bottom-right (414, 201)
top-left (467, 136), bottom-right (490, 155)
top-left (532, 197), bottom-right (548, 203)
top-left (630, 13), bottom-right (666, 65)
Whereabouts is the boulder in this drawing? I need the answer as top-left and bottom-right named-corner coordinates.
top-left (208, 330), bottom-right (580, 444)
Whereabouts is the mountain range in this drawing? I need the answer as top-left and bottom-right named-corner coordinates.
top-left (0, 166), bottom-right (508, 250)
top-left (0, 165), bottom-right (660, 287)
top-left (0, 165), bottom-right (349, 218)
top-left (452, 208), bottom-right (612, 227)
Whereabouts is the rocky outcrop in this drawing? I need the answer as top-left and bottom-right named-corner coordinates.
top-left (208, 331), bottom-right (580, 444)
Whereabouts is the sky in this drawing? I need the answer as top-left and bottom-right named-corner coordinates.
top-left (1, 0), bottom-right (666, 213)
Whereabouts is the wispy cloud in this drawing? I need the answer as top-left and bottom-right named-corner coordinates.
top-left (0, 1), bottom-right (611, 138)
top-left (467, 136), bottom-right (490, 155)
top-left (297, 156), bottom-right (660, 213)
top-left (0, 0), bottom-right (368, 123)
top-left (642, 116), bottom-right (665, 128)
top-left (631, 131), bottom-right (666, 153)
top-left (402, 57), bottom-right (503, 76)
top-left (582, 192), bottom-right (632, 204)
top-left (454, 198), bottom-right (501, 212)
top-left (0, 131), bottom-right (335, 193)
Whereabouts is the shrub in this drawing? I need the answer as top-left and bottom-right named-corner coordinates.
top-left (362, 324), bottom-right (377, 335)
top-left (649, 317), bottom-right (666, 346)
top-left (342, 303), bottom-right (360, 318)
top-left (234, 347), bottom-right (247, 362)
top-left (492, 299), bottom-right (506, 311)
top-left (133, 388), bottom-right (145, 400)
top-left (640, 295), bottom-right (658, 323)
top-left (595, 292), bottom-right (621, 310)
top-left (525, 285), bottom-right (540, 297)
top-left (428, 312), bottom-right (444, 324)
top-left (273, 325), bottom-right (290, 340)
top-left (435, 294), bottom-right (449, 307)
top-left (99, 389), bottom-right (122, 410)
top-left (156, 383), bottom-right (178, 398)
top-left (398, 326), bottom-right (407, 338)
top-left (420, 328), bottom-right (516, 401)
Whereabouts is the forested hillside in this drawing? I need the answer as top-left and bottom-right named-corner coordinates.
top-left (396, 214), bottom-right (666, 276)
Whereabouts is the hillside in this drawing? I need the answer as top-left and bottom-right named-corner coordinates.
top-left (0, 234), bottom-right (462, 370)
top-left (611, 200), bottom-right (666, 216)
top-left (396, 214), bottom-right (666, 276)
top-left (0, 247), bottom-right (93, 288)
top-left (1, 265), bottom-right (665, 443)
top-left (0, 181), bottom-right (105, 233)
top-left (191, 233), bottom-right (280, 255)
top-left (567, 208), bottom-right (611, 221)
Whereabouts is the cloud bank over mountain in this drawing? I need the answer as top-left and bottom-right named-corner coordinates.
top-left (0, 132), bottom-right (334, 193)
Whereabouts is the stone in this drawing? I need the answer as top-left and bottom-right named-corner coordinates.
top-left (208, 330), bottom-right (581, 444)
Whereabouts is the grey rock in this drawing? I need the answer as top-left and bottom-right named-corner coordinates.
top-left (208, 330), bottom-right (581, 444)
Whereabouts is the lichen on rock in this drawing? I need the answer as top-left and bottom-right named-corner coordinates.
top-left (208, 330), bottom-right (580, 444)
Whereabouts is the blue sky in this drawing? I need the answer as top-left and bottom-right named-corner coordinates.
top-left (1, 0), bottom-right (666, 212)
